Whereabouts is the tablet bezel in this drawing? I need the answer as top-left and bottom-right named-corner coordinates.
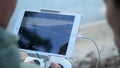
top-left (12, 9), bottom-right (82, 58)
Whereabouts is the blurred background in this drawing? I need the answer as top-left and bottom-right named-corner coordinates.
top-left (8, 0), bottom-right (106, 31)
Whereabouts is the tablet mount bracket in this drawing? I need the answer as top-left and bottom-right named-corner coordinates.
top-left (40, 9), bottom-right (61, 13)
top-left (36, 53), bottom-right (51, 68)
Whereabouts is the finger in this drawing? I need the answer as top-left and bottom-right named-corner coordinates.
top-left (50, 62), bottom-right (61, 68)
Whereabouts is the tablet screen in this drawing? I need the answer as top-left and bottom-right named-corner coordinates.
top-left (18, 11), bottom-right (75, 55)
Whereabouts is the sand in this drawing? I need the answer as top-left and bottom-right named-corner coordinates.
top-left (71, 20), bottom-right (120, 68)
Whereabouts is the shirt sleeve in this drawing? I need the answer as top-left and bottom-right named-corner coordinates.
top-left (0, 27), bottom-right (21, 68)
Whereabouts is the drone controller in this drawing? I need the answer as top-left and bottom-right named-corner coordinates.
top-left (24, 56), bottom-right (72, 68)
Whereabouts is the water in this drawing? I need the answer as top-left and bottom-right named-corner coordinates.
top-left (9, 0), bottom-right (106, 31)
top-left (21, 0), bottom-right (106, 24)
top-left (43, 0), bottom-right (106, 24)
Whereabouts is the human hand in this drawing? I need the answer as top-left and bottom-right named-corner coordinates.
top-left (50, 62), bottom-right (61, 68)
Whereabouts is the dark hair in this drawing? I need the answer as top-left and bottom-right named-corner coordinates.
top-left (113, 0), bottom-right (120, 8)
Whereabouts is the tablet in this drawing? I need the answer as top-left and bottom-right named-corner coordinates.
top-left (13, 10), bottom-right (81, 58)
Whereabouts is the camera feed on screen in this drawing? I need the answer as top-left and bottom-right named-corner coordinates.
top-left (18, 11), bottom-right (75, 55)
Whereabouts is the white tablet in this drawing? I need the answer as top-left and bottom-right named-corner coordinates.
top-left (13, 10), bottom-right (81, 58)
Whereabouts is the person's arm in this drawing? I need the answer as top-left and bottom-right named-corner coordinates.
top-left (0, 28), bottom-right (21, 68)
